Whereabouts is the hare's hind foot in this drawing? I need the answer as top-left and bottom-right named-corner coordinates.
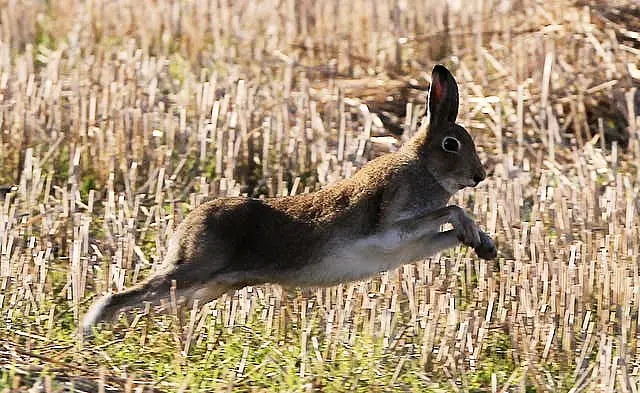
top-left (82, 274), bottom-right (175, 337)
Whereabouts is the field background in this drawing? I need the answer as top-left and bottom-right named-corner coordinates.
top-left (1, 0), bottom-right (639, 391)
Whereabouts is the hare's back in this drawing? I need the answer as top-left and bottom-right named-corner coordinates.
top-left (174, 197), bottom-right (327, 273)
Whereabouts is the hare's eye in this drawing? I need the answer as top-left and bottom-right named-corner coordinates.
top-left (442, 136), bottom-right (461, 153)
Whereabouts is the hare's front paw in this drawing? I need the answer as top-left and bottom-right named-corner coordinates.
top-left (475, 231), bottom-right (497, 260)
top-left (450, 207), bottom-right (481, 249)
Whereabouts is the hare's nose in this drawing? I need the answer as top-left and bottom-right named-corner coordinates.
top-left (473, 171), bottom-right (486, 186)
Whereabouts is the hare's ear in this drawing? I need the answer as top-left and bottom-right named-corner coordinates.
top-left (428, 65), bottom-right (459, 126)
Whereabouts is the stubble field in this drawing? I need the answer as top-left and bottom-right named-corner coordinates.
top-left (1, 0), bottom-right (640, 391)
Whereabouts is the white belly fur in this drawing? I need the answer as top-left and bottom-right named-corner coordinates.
top-left (287, 230), bottom-right (419, 287)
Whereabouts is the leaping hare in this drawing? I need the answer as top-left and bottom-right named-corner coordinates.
top-left (83, 65), bottom-right (497, 335)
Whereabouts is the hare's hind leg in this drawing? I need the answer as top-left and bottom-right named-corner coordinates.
top-left (82, 265), bottom-right (261, 336)
top-left (82, 274), bottom-right (173, 336)
top-left (82, 263), bottom-right (223, 335)
top-left (182, 281), bottom-right (233, 309)
top-left (182, 270), bottom-right (264, 308)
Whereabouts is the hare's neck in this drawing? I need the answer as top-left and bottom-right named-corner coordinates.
top-left (408, 166), bottom-right (451, 210)
top-left (401, 128), bottom-right (453, 203)
top-left (377, 157), bottom-right (451, 226)
top-left (402, 128), bottom-right (429, 153)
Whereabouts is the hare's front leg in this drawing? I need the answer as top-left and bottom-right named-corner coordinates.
top-left (390, 205), bottom-right (497, 260)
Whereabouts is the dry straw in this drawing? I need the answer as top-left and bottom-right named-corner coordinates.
top-left (0, 0), bottom-right (639, 391)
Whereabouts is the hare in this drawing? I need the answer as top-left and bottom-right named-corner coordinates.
top-left (82, 65), bottom-right (496, 335)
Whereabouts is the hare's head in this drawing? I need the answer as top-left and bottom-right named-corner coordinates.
top-left (419, 65), bottom-right (486, 194)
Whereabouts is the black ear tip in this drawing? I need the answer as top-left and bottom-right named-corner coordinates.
top-left (433, 64), bottom-right (448, 72)
top-left (432, 64), bottom-right (454, 81)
